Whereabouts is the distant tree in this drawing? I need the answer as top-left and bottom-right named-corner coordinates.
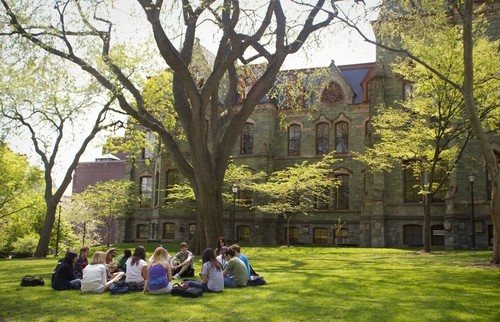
top-left (73, 180), bottom-right (138, 247)
top-left (252, 153), bottom-right (339, 247)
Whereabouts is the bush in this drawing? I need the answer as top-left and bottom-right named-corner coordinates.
top-left (11, 233), bottom-right (39, 257)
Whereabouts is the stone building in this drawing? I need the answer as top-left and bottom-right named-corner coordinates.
top-left (75, 2), bottom-right (499, 250)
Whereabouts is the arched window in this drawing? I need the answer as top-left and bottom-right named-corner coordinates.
top-left (403, 82), bottom-right (413, 101)
top-left (143, 130), bottom-right (156, 159)
top-left (163, 222), bottom-right (175, 240)
top-left (136, 224), bottom-right (149, 239)
top-left (165, 169), bottom-right (180, 203)
top-left (288, 124), bottom-right (301, 156)
top-left (313, 227), bottom-right (328, 244)
top-left (333, 174), bottom-right (349, 210)
top-left (403, 160), bottom-right (420, 203)
top-left (238, 225), bottom-right (251, 242)
top-left (403, 224), bottom-right (422, 246)
top-left (335, 121), bottom-right (349, 154)
top-left (240, 123), bottom-right (254, 154)
top-left (316, 123), bottom-right (329, 155)
top-left (321, 81), bottom-right (344, 103)
top-left (140, 176), bottom-right (153, 207)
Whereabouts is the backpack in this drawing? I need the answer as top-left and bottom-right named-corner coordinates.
top-left (20, 275), bottom-right (45, 287)
top-left (247, 275), bottom-right (266, 286)
top-left (170, 283), bottom-right (203, 298)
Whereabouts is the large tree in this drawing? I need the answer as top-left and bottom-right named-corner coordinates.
top-left (0, 0), bottom-right (359, 253)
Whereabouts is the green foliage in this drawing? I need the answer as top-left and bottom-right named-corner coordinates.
top-left (11, 233), bottom-right (39, 257)
top-left (0, 143), bottom-right (45, 254)
top-left (71, 180), bottom-right (138, 246)
top-left (253, 152), bottom-right (339, 218)
top-left (1, 247), bottom-right (499, 321)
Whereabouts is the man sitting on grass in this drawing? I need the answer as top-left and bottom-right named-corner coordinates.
top-left (171, 242), bottom-right (194, 279)
top-left (223, 248), bottom-right (248, 288)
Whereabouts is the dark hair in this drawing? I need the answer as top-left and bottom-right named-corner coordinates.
top-left (224, 249), bottom-right (236, 258)
top-left (216, 237), bottom-right (227, 247)
top-left (202, 248), bottom-right (222, 271)
top-left (62, 251), bottom-right (78, 266)
top-left (79, 247), bottom-right (89, 255)
top-left (180, 242), bottom-right (188, 248)
top-left (123, 249), bottom-right (132, 259)
top-left (131, 246), bottom-right (146, 266)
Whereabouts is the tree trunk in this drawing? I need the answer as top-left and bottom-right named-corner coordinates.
top-left (34, 198), bottom-right (57, 257)
top-left (463, 0), bottom-right (499, 263)
top-left (189, 174), bottom-right (225, 255)
top-left (423, 195), bottom-right (431, 253)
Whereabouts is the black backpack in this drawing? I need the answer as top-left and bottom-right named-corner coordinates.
top-left (20, 275), bottom-right (45, 287)
top-left (170, 283), bottom-right (203, 298)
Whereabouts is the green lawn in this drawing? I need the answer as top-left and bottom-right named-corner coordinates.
top-left (1, 245), bottom-right (499, 322)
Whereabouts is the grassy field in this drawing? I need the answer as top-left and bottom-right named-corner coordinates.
top-left (0, 244), bottom-right (499, 322)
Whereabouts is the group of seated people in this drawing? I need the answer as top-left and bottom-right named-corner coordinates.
top-left (51, 237), bottom-right (255, 294)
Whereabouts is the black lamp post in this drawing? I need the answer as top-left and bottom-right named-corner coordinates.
top-left (468, 173), bottom-right (476, 249)
top-left (55, 201), bottom-right (62, 257)
top-left (231, 184), bottom-right (238, 242)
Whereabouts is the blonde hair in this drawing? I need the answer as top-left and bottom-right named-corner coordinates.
top-left (90, 251), bottom-right (107, 265)
top-left (149, 247), bottom-right (169, 266)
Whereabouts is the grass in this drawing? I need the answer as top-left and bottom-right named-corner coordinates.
top-left (0, 244), bottom-right (499, 322)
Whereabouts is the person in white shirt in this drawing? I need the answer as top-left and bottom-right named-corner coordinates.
top-left (81, 251), bottom-right (124, 293)
top-left (216, 246), bottom-right (228, 270)
top-left (125, 246), bottom-right (148, 292)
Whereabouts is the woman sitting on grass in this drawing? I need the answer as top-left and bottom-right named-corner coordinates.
top-left (187, 248), bottom-right (224, 293)
top-left (125, 246), bottom-right (147, 292)
top-left (81, 251), bottom-right (124, 294)
top-left (52, 251), bottom-right (81, 291)
top-left (143, 247), bottom-right (172, 295)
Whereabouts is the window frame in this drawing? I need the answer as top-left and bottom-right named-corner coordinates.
top-left (288, 124), bottom-right (301, 156)
top-left (316, 122), bottom-right (330, 155)
top-left (240, 122), bottom-right (254, 155)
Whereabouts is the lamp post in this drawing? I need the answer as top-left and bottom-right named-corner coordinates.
top-left (231, 184), bottom-right (238, 243)
top-left (468, 173), bottom-right (476, 249)
top-left (55, 201), bottom-right (62, 257)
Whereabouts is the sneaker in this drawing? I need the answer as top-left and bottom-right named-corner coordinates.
top-left (173, 274), bottom-right (180, 279)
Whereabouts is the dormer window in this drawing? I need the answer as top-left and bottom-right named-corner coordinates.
top-left (321, 81), bottom-right (344, 103)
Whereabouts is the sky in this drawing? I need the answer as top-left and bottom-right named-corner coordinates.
top-left (5, 0), bottom-right (379, 194)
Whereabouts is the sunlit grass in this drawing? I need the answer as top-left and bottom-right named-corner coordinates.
top-left (0, 245), bottom-right (498, 322)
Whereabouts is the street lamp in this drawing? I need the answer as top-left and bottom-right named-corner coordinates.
top-left (468, 173), bottom-right (476, 249)
top-left (55, 201), bottom-right (62, 257)
top-left (231, 184), bottom-right (238, 243)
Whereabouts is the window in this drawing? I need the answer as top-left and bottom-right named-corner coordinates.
top-left (315, 186), bottom-right (330, 210)
top-left (316, 123), bottom-right (329, 155)
top-left (165, 169), bottom-right (181, 203)
top-left (136, 224), bottom-right (149, 239)
top-left (287, 227), bottom-right (299, 244)
top-left (335, 228), bottom-right (349, 238)
top-left (335, 121), bottom-right (349, 154)
top-left (288, 124), bottom-right (301, 156)
top-left (403, 82), bottom-right (413, 100)
top-left (321, 81), bottom-right (344, 103)
top-left (238, 225), bottom-right (251, 242)
top-left (140, 176), bottom-right (153, 207)
top-left (333, 174), bottom-right (349, 210)
top-left (403, 161), bottom-right (420, 202)
top-left (240, 123), bottom-right (254, 154)
top-left (313, 227), bottom-right (328, 244)
top-left (431, 167), bottom-right (447, 202)
top-left (143, 130), bottom-right (156, 159)
top-left (238, 189), bottom-right (253, 206)
top-left (189, 224), bottom-right (196, 240)
top-left (403, 224), bottom-right (422, 246)
top-left (163, 223), bottom-right (175, 240)
top-left (154, 171), bottom-right (160, 207)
